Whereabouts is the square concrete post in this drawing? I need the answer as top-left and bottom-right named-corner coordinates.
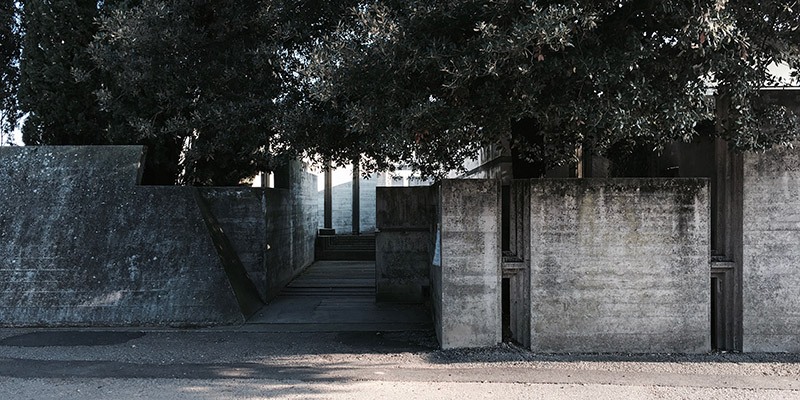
top-left (435, 179), bottom-right (501, 349)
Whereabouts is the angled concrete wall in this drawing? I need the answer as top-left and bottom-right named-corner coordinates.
top-left (435, 180), bottom-right (501, 349)
top-left (0, 146), bottom-right (318, 326)
top-left (198, 188), bottom-right (268, 300)
top-left (527, 179), bottom-right (710, 353)
top-left (0, 146), bottom-right (244, 326)
top-left (375, 186), bottom-right (434, 303)
top-left (743, 145), bottom-right (800, 352)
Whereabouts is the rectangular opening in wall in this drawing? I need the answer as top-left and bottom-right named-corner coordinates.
top-left (502, 277), bottom-right (511, 342)
top-left (502, 185), bottom-right (510, 252)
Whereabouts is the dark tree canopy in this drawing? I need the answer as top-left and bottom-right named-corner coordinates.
top-left (18, 0), bottom-right (110, 146)
top-left (90, 0), bottom-right (358, 185)
top-left (0, 0), bottom-right (19, 142)
top-left (7, 1), bottom-right (800, 182)
top-left (291, 0), bottom-right (800, 177)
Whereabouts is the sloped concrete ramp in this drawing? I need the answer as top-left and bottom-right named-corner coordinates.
top-left (248, 261), bottom-right (431, 331)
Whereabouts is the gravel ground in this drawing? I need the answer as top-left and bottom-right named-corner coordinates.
top-left (0, 328), bottom-right (798, 399)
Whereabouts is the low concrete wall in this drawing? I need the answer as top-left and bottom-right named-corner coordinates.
top-left (0, 146), bottom-right (318, 326)
top-left (435, 180), bottom-right (501, 349)
top-left (0, 146), bottom-right (246, 326)
top-left (375, 186), bottom-right (434, 303)
top-left (743, 145), bottom-right (800, 352)
top-left (526, 179), bottom-right (710, 353)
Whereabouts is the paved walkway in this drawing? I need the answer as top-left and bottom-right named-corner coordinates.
top-left (247, 261), bottom-right (431, 331)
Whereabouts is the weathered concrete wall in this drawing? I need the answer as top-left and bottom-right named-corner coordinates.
top-left (317, 174), bottom-right (378, 234)
top-left (0, 146), bottom-right (245, 326)
top-left (375, 186), bottom-right (434, 303)
top-left (527, 179), bottom-right (710, 353)
top-left (743, 144), bottom-right (800, 352)
top-left (266, 163), bottom-right (318, 299)
top-left (198, 188), bottom-right (268, 300)
top-left (435, 179), bottom-right (501, 349)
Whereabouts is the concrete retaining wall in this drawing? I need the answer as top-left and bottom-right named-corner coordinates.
top-left (0, 146), bottom-right (245, 325)
top-left (435, 180), bottom-right (501, 349)
top-left (375, 187), bottom-right (434, 303)
top-left (743, 145), bottom-right (800, 352)
top-left (0, 146), bottom-right (317, 326)
top-left (525, 179), bottom-right (710, 353)
top-left (198, 188), bottom-right (268, 300)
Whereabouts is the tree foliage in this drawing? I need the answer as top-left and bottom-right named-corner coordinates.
top-left (294, 0), bottom-right (800, 177)
top-left (90, 0), bottom-right (357, 185)
top-left (0, 0), bottom-right (19, 143)
top-left (8, 0), bottom-right (800, 181)
top-left (18, 0), bottom-right (110, 146)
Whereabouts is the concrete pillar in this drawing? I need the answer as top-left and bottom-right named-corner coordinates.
top-left (434, 179), bottom-right (501, 349)
top-left (352, 158), bottom-right (360, 235)
top-left (320, 162), bottom-right (335, 235)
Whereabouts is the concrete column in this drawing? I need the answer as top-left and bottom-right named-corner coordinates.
top-left (320, 162), bottom-right (335, 235)
top-left (435, 179), bottom-right (501, 349)
top-left (352, 158), bottom-right (360, 235)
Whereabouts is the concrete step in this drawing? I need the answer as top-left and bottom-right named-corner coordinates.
top-left (316, 235), bottom-right (376, 261)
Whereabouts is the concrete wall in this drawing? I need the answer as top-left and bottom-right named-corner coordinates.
top-left (198, 188), bottom-right (268, 300)
top-left (0, 146), bottom-right (318, 326)
top-left (317, 174), bottom-right (378, 234)
top-left (0, 146), bottom-right (245, 326)
top-left (525, 179), bottom-right (710, 353)
top-left (435, 180), bottom-right (502, 349)
top-left (743, 144), bottom-right (800, 352)
top-left (375, 186), bottom-right (434, 303)
top-left (267, 163), bottom-right (318, 299)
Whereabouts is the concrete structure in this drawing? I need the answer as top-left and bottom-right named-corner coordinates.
top-left (743, 144), bottom-right (800, 352)
top-left (522, 179), bottom-right (710, 353)
top-left (433, 180), bottom-right (502, 349)
top-left (375, 187), bottom-right (434, 303)
top-left (317, 173), bottom-right (379, 234)
top-left (0, 146), bottom-right (317, 326)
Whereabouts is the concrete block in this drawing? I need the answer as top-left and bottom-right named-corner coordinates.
top-left (436, 179), bottom-right (501, 349)
top-left (375, 187), bottom-right (433, 303)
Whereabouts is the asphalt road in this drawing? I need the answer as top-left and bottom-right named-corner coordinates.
top-left (0, 328), bottom-right (798, 399)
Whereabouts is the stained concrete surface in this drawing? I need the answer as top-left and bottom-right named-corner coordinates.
top-left (0, 328), bottom-right (798, 399)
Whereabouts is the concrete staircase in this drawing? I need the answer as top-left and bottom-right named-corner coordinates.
top-left (280, 260), bottom-right (375, 297)
top-left (315, 234), bottom-right (376, 261)
top-left (247, 260), bottom-right (431, 331)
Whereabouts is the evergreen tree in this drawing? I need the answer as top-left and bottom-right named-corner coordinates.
top-left (293, 0), bottom-right (800, 177)
top-left (91, 0), bottom-right (356, 185)
top-left (18, 0), bottom-right (109, 145)
top-left (0, 0), bottom-right (19, 143)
